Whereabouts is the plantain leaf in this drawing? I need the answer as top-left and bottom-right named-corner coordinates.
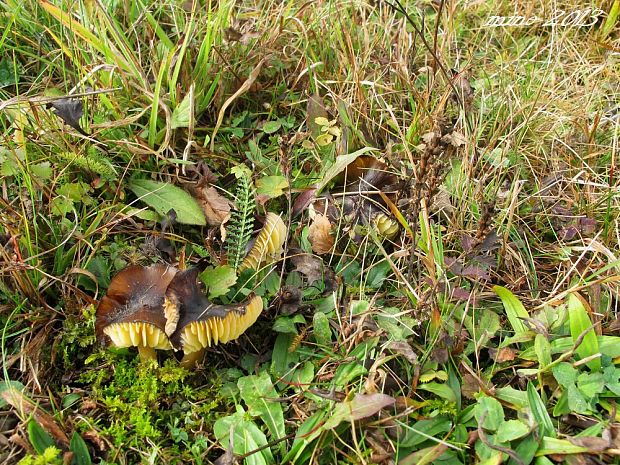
top-left (238, 372), bottom-right (285, 452)
top-left (493, 285), bottom-right (530, 337)
top-left (70, 432), bottom-right (92, 465)
top-left (28, 419), bottom-right (55, 455)
top-left (568, 293), bottom-right (600, 371)
top-left (527, 382), bottom-right (555, 438)
top-left (128, 179), bottom-right (206, 225)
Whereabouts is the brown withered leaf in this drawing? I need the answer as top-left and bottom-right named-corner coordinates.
top-left (289, 250), bottom-right (337, 293)
top-left (308, 214), bottom-right (334, 255)
top-left (193, 185), bottom-right (232, 226)
top-left (387, 341), bottom-right (418, 365)
top-left (488, 347), bottom-right (517, 363)
top-left (567, 436), bottom-right (610, 453)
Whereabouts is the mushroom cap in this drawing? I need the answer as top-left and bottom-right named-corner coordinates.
top-left (166, 268), bottom-right (264, 354)
top-left (95, 264), bottom-right (178, 350)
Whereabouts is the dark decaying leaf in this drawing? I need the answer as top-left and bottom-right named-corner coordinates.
top-left (275, 285), bottom-right (302, 315)
top-left (48, 98), bottom-right (87, 135)
top-left (289, 250), bottom-right (337, 293)
top-left (444, 256), bottom-right (491, 281)
top-left (387, 341), bottom-right (418, 365)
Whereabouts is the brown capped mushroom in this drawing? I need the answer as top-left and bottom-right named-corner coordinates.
top-left (95, 264), bottom-right (178, 361)
top-left (165, 268), bottom-right (264, 368)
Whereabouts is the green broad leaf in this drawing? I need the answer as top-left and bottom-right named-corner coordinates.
top-left (400, 444), bottom-right (450, 465)
top-left (171, 92), bottom-right (193, 129)
top-left (494, 386), bottom-right (529, 409)
top-left (31, 161), bottom-right (53, 181)
top-left (70, 432), bottom-right (92, 465)
top-left (200, 265), bottom-right (237, 299)
top-left (50, 196), bottom-right (74, 216)
top-left (552, 390), bottom-right (570, 417)
top-left (256, 175), bottom-right (288, 198)
top-left (567, 384), bottom-right (590, 414)
top-left (128, 179), bottom-right (206, 225)
top-left (576, 372), bottom-right (605, 398)
top-left (316, 147), bottom-right (378, 193)
top-left (333, 361), bottom-right (367, 388)
top-left (282, 408), bottom-right (329, 463)
top-left (496, 420), bottom-right (529, 442)
top-left (534, 334), bottom-right (552, 368)
top-left (28, 420), bottom-right (55, 455)
top-left (519, 335), bottom-right (620, 360)
top-left (399, 417), bottom-right (452, 448)
top-left (474, 396), bottom-right (504, 431)
top-left (568, 293), bottom-right (600, 371)
top-left (527, 382), bottom-right (555, 438)
top-left (322, 393), bottom-right (394, 430)
top-left (214, 408), bottom-right (273, 465)
top-left (262, 120), bottom-right (282, 134)
top-left (350, 300), bottom-right (370, 315)
top-left (58, 182), bottom-right (91, 201)
top-left (493, 285), bottom-right (530, 337)
top-left (417, 382), bottom-right (457, 402)
top-left (231, 164), bottom-right (253, 179)
top-left (272, 314), bottom-right (305, 334)
top-left (238, 372), bottom-right (285, 448)
top-left (312, 311), bottom-right (332, 346)
top-left (375, 306), bottom-right (415, 341)
top-left (509, 434), bottom-right (539, 465)
top-left (552, 362), bottom-right (578, 387)
top-left (119, 206), bottom-right (162, 222)
top-left (62, 393), bottom-right (81, 409)
top-left (290, 361), bottom-right (314, 390)
top-left (537, 437), bottom-right (588, 456)
top-left (271, 333), bottom-right (300, 386)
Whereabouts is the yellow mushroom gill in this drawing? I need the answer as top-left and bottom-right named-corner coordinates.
top-left (238, 213), bottom-right (287, 272)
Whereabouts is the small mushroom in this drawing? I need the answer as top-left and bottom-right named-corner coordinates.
top-left (238, 213), bottom-right (287, 272)
top-left (95, 264), bottom-right (178, 361)
top-left (373, 212), bottom-right (399, 240)
top-left (166, 268), bottom-right (264, 368)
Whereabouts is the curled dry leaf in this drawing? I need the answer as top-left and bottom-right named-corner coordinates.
top-left (194, 185), bottom-right (232, 226)
top-left (308, 214), bottom-right (334, 255)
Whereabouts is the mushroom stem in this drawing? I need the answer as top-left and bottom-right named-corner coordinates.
top-left (180, 349), bottom-right (205, 369)
top-left (138, 345), bottom-right (157, 361)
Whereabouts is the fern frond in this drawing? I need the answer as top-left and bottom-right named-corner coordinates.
top-left (225, 172), bottom-right (256, 270)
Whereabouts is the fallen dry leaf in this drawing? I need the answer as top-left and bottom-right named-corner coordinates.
top-left (193, 185), bottom-right (232, 226)
top-left (308, 214), bottom-right (334, 254)
top-left (289, 249), bottom-right (337, 292)
top-left (488, 347), bottom-right (517, 363)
